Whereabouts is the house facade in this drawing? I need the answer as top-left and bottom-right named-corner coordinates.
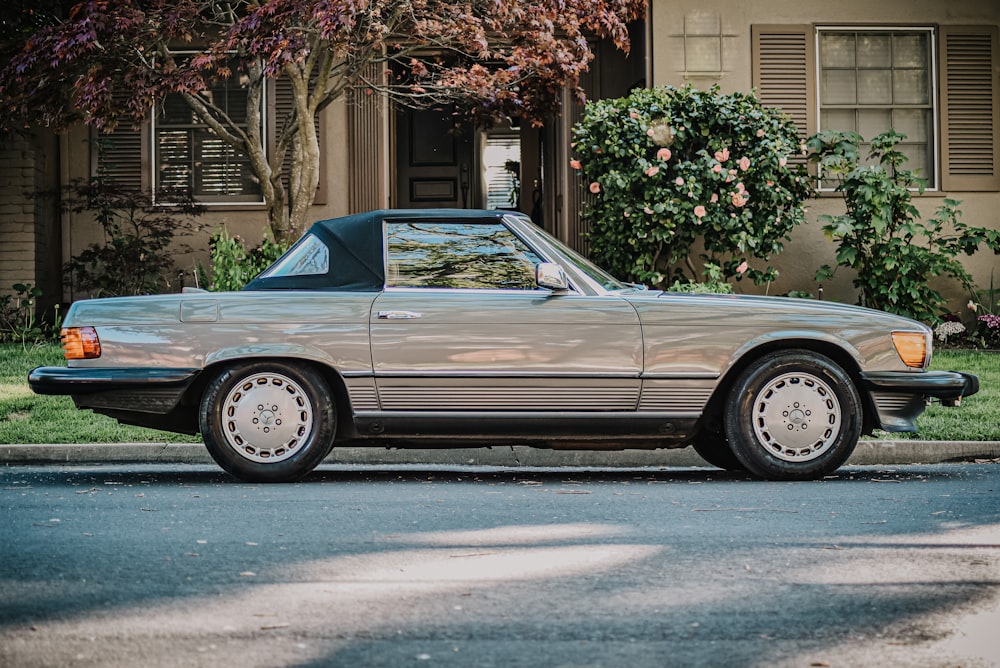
top-left (0, 0), bottom-right (997, 317)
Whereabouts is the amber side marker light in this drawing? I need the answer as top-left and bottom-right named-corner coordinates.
top-left (891, 331), bottom-right (927, 369)
top-left (62, 327), bottom-right (101, 360)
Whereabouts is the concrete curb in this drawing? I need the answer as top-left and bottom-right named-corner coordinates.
top-left (2, 440), bottom-right (999, 468)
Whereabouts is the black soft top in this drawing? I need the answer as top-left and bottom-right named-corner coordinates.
top-left (243, 209), bottom-right (512, 292)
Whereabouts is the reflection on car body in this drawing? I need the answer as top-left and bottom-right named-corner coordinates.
top-left (30, 209), bottom-right (979, 482)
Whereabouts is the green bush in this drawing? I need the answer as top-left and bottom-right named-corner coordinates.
top-left (208, 228), bottom-right (289, 292)
top-left (571, 84), bottom-right (813, 288)
top-left (808, 129), bottom-right (1000, 324)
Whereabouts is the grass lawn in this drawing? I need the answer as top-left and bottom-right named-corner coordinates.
top-left (1, 343), bottom-right (997, 444)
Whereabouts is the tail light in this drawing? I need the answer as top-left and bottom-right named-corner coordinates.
top-left (62, 327), bottom-right (101, 360)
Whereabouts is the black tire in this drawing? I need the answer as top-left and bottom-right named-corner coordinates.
top-left (690, 433), bottom-right (746, 471)
top-left (724, 350), bottom-right (862, 481)
top-left (199, 361), bottom-right (336, 483)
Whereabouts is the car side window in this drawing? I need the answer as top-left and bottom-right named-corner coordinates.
top-left (385, 222), bottom-right (544, 289)
top-left (255, 233), bottom-right (329, 278)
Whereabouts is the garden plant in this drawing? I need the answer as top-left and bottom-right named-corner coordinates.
top-left (571, 84), bottom-right (814, 289)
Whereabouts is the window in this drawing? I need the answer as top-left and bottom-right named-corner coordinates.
top-left (385, 222), bottom-right (543, 289)
top-left (256, 235), bottom-right (329, 279)
top-left (818, 28), bottom-right (935, 188)
top-left (153, 63), bottom-right (262, 202)
top-left (752, 24), bottom-right (998, 192)
top-left (96, 66), bottom-right (327, 205)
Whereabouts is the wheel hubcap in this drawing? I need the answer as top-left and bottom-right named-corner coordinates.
top-left (221, 372), bottom-right (313, 464)
top-left (751, 372), bottom-right (841, 462)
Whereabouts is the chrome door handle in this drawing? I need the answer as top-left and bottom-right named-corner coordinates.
top-left (377, 310), bottom-right (422, 319)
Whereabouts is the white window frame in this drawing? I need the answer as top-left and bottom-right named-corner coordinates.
top-left (815, 26), bottom-right (939, 191)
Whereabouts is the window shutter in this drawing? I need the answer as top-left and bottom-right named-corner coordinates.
top-left (273, 78), bottom-right (327, 205)
top-left (752, 25), bottom-right (814, 165)
top-left (940, 26), bottom-right (999, 191)
top-left (94, 118), bottom-right (146, 191)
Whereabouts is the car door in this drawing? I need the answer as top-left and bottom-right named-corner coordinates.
top-left (369, 219), bottom-right (643, 412)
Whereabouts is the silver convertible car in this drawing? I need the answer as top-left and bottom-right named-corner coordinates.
top-left (30, 209), bottom-right (978, 482)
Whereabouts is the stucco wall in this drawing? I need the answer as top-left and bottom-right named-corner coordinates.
top-left (650, 0), bottom-right (1000, 313)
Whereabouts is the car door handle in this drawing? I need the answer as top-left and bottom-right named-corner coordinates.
top-left (377, 310), bottom-right (422, 319)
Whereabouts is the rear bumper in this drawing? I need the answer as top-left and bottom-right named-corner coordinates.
top-left (860, 370), bottom-right (979, 433)
top-left (29, 366), bottom-right (201, 396)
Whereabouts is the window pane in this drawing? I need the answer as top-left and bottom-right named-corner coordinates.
top-left (893, 69), bottom-right (929, 104)
top-left (893, 34), bottom-right (928, 68)
top-left (822, 70), bottom-right (857, 105)
top-left (483, 132), bottom-right (521, 210)
top-left (858, 70), bottom-right (892, 104)
top-left (858, 109), bottom-right (891, 139)
top-left (386, 222), bottom-right (542, 290)
top-left (821, 33), bottom-right (855, 67)
top-left (893, 109), bottom-right (930, 143)
top-left (821, 109), bottom-right (856, 132)
top-left (857, 34), bottom-right (891, 68)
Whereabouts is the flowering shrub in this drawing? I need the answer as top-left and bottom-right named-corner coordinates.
top-left (809, 129), bottom-right (1000, 323)
top-left (934, 320), bottom-right (966, 344)
top-left (976, 314), bottom-right (1000, 348)
top-left (571, 84), bottom-right (813, 287)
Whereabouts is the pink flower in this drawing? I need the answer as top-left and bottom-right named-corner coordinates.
top-left (732, 192), bottom-right (749, 207)
top-left (756, 129), bottom-right (765, 138)
top-left (657, 147), bottom-right (672, 161)
top-left (647, 129), bottom-right (655, 137)
top-left (589, 182), bottom-right (601, 194)
top-left (694, 205), bottom-right (707, 218)
top-left (675, 177), bottom-right (685, 186)
top-left (645, 166), bottom-right (660, 177)
top-left (736, 260), bottom-right (749, 274)
top-left (736, 182), bottom-right (746, 193)
top-left (629, 110), bottom-right (639, 119)
top-left (712, 163), bottom-right (722, 173)
top-left (739, 156), bottom-right (751, 171)
top-left (570, 159), bottom-right (582, 170)
top-left (643, 206), bottom-right (654, 215)
top-left (714, 148), bottom-right (730, 162)
top-left (710, 193), bottom-right (719, 203)
top-left (778, 157), bottom-right (788, 167)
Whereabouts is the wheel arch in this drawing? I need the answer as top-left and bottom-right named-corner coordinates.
top-left (700, 337), bottom-right (877, 437)
top-left (181, 355), bottom-right (357, 440)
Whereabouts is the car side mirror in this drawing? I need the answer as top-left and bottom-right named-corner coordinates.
top-left (536, 262), bottom-right (569, 291)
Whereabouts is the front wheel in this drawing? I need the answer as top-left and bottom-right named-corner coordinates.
top-left (199, 361), bottom-right (336, 482)
top-left (724, 351), bottom-right (862, 481)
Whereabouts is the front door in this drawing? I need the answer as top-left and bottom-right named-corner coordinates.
top-left (395, 107), bottom-right (477, 208)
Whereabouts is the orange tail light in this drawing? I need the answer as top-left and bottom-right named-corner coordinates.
top-left (62, 327), bottom-right (101, 360)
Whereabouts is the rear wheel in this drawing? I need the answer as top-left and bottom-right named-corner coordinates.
top-left (724, 350), bottom-right (861, 480)
top-left (200, 361), bottom-right (336, 482)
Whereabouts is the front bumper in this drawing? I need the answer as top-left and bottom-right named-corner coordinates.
top-left (861, 370), bottom-right (980, 404)
top-left (860, 370), bottom-right (980, 432)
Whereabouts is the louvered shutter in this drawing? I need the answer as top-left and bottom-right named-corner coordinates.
top-left (752, 25), bottom-right (814, 165)
top-left (94, 117), bottom-right (146, 191)
top-left (940, 26), bottom-right (999, 191)
top-left (273, 78), bottom-right (327, 205)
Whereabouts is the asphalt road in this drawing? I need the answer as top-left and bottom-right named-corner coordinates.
top-left (1, 462), bottom-right (999, 667)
